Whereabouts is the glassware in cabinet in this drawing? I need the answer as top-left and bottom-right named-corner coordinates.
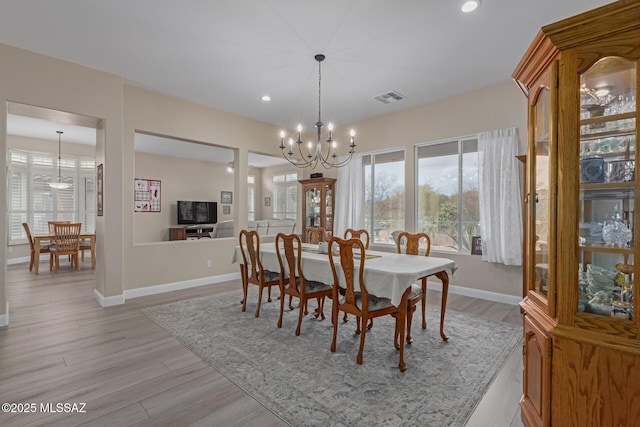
top-left (577, 55), bottom-right (636, 320)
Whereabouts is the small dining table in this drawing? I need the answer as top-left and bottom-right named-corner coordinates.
top-left (233, 243), bottom-right (456, 371)
top-left (32, 232), bottom-right (97, 274)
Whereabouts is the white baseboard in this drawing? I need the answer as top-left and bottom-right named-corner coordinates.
top-left (427, 279), bottom-right (522, 306)
top-left (7, 253), bottom-right (50, 266)
top-left (93, 289), bottom-right (125, 307)
top-left (0, 302), bottom-right (9, 327)
top-left (124, 272), bottom-right (241, 300)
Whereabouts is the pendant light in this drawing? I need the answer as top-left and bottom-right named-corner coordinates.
top-left (48, 130), bottom-right (72, 189)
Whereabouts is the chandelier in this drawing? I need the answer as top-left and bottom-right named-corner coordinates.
top-left (48, 130), bottom-right (72, 189)
top-left (279, 54), bottom-right (356, 169)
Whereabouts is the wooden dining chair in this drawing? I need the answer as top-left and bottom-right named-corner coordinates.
top-left (275, 233), bottom-right (332, 335)
top-left (396, 231), bottom-right (431, 343)
top-left (306, 226), bottom-right (327, 244)
top-left (344, 228), bottom-right (370, 249)
top-left (23, 222), bottom-right (51, 272)
top-left (238, 229), bottom-right (281, 317)
top-left (48, 220), bottom-right (70, 233)
top-left (49, 222), bottom-right (82, 272)
top-left (342, 228), bottom-right (372, 326)
top-left (328, 236), bottom-right (401, 365)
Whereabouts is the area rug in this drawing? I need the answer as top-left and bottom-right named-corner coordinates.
top-left (143, 289), bottom-right (521, 427)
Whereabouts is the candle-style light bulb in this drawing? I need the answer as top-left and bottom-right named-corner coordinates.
top-left (297, 124), bottom-right (303, 143)
top-left (279, 130), bottom-right (286, 148)
top-left (288, 138), bottom-right (294, 156)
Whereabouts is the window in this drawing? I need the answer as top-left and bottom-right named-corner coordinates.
top-left (416, 137), bottom-right (479, 253)
top-left (363, 150), bottom-right (405, 244)
top-left (248, 175), bottom-right (255, 221)
top-left (272, 172), bottom-right (298, 220)
top-left (8, 149), bottom-right (95, 244)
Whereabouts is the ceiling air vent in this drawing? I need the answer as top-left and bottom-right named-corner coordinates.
top-left (374, 91), bottom-right (406, 104)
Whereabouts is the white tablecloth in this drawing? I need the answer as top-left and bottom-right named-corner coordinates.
top-left (233, 243), bottom-right (456, 307)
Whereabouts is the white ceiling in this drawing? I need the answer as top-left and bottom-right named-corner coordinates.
top-left (2, 0), bottom-right (614, 164)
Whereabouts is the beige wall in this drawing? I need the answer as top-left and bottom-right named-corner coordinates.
top-left (2, 41), bottom-right (528, 324)
top-left (134, 151), bottom-right (234, 243)
top-left (122, 86), bottom-right (285, 291)
top-left (0, 42), bottom-right (124, 319)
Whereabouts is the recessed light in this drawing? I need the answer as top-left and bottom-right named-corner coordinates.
top-left (461, 0), bottom-right (481, 13)
top-left (261, 95), bottom-right (271, 102)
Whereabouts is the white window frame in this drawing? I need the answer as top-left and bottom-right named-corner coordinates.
top-left (8, 148), bottom-right (96, 245)
top-left (415, 135), bottom-right (479, 254)
top-left (363, 148), bottom-right (406, 245)
top-left (272, 171), bottom-right (298, 220)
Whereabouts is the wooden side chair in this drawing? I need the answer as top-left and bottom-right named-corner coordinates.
top-left (342, 228), bottom-right (371, 326)
top-left (48, 220), bottom-right (70, 233)
top-left (396, 231), bottom-right (431, 343)
top-left (275, 233), bottom-right (332, 335)
top-left (49, 222), bottom-right (82, 272)
top-left (344, 228), bottom-right (370, 249)
top-left (306, 226), bottom-right (327, 244)
top-left (328, 236), bottom-right (401, 365)
top-left (23, 222), bottom-right (50, 272)
top-left (238, 229), bottom-right (281, 317)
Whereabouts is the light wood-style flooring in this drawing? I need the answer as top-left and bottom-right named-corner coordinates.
top-left (1, 260), bottom-right (524, 426)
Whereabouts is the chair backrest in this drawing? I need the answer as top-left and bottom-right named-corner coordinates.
top-left (306, 227), bottom-right (327, 244)
top-left (215, 220), bottom-right (235, 238)
top-left (48, 220), bottom-right (70, 233)
top-left (22, 222), bottom-right (35, 251)
top-left (275, 233), bottom-right (304, 294)
top-left (344, 228), bottom-right (370, 249)
top-left (239, 229), bottom-right (265, 282)
top-left (255, 221), bottom-right (269, 235)
top-left (328, 236), bottom-right (369, 310)
top-left (396, 231), bottom-right (431, 256)
top-left (53, 222), bottom-right (82, 255)
top-left (267, 219), bottom-right (296, 236)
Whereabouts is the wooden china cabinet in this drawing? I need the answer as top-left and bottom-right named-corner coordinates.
top-left (512, 2), bottom-right (640, 426)
top-left (299, 177), bottom-right (336, 242)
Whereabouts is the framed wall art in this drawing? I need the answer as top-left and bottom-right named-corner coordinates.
top-left (471, 236), bottom-right (483, 255)
top-left (221, 191), bottom-right (233, 204)
top-left (134, 178), bottom-right (161, 212)
top-left (97, 163), bottom-right (104, 216)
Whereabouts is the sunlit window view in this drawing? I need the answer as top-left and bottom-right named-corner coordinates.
top-left (363, 150), bottom-right (405, 244)
top-left (7, 149), bottom-right (95, 244)
top-left (272, 172), bottom-right (298, 220)
top-left (417, 138), bottom-right (479, 253)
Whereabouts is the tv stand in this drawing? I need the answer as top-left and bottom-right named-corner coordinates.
top-left (169, 225), bottom-right (215, 241)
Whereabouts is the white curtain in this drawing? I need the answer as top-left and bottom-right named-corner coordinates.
top-left (334, 153), bottom-right (364, 238)
top-left (478, 127), bottom-right (523, 265)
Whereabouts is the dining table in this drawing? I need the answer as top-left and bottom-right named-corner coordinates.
top-left (233, 242), bottom-right (456, 371)
top-left (32, 232), bottom-right (97, 274)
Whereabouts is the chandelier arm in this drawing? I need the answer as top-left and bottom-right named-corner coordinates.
top-left (319, 151), bottom-right (355, 169)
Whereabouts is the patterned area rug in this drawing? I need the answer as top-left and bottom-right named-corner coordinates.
top-left (143, 289), bottom-right (521, 427)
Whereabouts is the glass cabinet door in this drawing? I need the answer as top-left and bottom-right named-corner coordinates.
top-left (305, 186), bottom-right (321, 228)
top-left (325, 182), bottom-right (333, 237)
top-left (533, 86), bottom-right (551, 299)
top-left (528, 67), bottom-right (556, 316)
top-left (577, 56), bottom-right (636, 320)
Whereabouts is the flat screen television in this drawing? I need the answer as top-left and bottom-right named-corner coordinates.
top-left (177, 201), bottom-right (217, 225)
